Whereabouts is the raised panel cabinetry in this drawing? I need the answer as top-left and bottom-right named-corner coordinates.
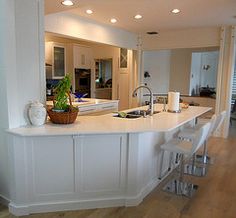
top-left (23, 133), bottom-right (127, 202)
top-left (74, 134), bottom-right (127, 198)
top-left (73, 45), bottom-right (92, 69)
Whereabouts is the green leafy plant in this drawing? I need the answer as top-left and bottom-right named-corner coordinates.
top-left (53, 75), bottom-right (72, 111)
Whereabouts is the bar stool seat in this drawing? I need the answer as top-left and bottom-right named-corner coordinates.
top-left (160, 139), bottom-right (194, 155)
top-left (160, 122), bottom-right (211, 197)
top-left (178, 111), bottom-right (226, 164)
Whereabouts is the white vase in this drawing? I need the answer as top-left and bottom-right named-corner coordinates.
top-left (29, 101), bottom-right (46, 126)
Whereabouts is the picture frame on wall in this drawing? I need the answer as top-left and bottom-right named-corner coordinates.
top-left (120, 48), bottom-right (128, 68)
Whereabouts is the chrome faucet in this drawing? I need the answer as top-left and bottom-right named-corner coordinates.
top-left (132, 85), bottom-right (154, 116)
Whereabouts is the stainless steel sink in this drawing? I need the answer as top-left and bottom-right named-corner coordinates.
top-left (114, 110), bottom-right (161, 119)
top-left (127, 110), bottom-right (161, 115)
top-left (113, 113), bottom-right (142, 119)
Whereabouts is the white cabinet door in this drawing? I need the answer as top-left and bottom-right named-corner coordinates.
top-left (74, 134), bottom-right (127, 198)
top-left (27, 136), bottom-right (75, 202)
top-left (73, 45), bottom-right (92, 69)
top-left (45, 42), bottom-right (66, 79)
top-left (52, 45), bottom-right (66, 78)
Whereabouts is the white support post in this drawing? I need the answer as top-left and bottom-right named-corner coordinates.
top-left (137, 34), bottom-right (143, 105)
top-left (223, 26), bottom-right (235, 137)
top-left (215, 26), bottom-right (236, 137)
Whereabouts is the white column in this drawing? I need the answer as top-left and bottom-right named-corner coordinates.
top-left (0, 0), bottom-right (20, 128)
top-left (0, 0), bottom-right (45, 203)
top-left (137, 34), bottom-right (144, 105)
top-left (0, 0), bottom-right (45, 128)
top-left (215, 26), bottom-right (236, 137)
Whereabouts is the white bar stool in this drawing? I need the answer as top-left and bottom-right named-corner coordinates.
top-left (160, 122), bottom-right (211, 197)
top-left (178, 111), bottom-right (226, 165)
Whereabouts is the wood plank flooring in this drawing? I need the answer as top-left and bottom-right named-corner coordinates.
top-left (1, 136), bottom-right (236, 218)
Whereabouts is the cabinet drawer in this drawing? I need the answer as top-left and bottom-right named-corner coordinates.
top-left (79, 105), bottom-right (97, 115)
top-left (97, 103), bottom-right (118, 111)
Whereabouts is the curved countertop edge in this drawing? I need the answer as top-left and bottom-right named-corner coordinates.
top-left (7, 104), bottom-right (212, 137)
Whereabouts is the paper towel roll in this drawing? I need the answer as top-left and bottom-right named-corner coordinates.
top-left (168, 92), bottom-right (180, 112)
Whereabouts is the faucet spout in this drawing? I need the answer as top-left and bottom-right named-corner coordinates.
top-left (132, 85), bottom-right (154, 116)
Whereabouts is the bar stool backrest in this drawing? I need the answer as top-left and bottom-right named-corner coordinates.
top-left (208, 114), bottom-right (217, 137)
top-left (191, 122), bottom-right (211, 155)
top-left (212, 111), bottom-right (226, 134)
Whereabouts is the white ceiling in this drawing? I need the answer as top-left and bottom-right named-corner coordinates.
top-left (45, 0), bottom-right (236, 34)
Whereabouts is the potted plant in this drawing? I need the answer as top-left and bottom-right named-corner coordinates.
top-left (47, 75), bottom-right (79, 124)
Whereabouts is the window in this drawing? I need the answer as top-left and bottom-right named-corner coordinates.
top-left (232, 68), bottom-right (236, 104)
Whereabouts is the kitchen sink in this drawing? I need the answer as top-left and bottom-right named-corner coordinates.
top-left (113, 110), bottom-right (161, 119)
top-left (127, 110), bottom-right (161, 116)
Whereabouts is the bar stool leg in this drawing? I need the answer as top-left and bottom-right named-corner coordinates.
top-left (184, 153), bottom-right (207, 177)
top-left (168, 152), bottom-right (173, 171)
top-left (158, 150), bottom-right (165, 180)
top-left (163, 154), bottom-right (198, 198)
top-left (159, 150), bottom-right (174, 180)
top-left (196, 140), bottom-right (211, 164)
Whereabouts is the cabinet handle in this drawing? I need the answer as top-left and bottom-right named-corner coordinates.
top-left (81, 108), bottom-right (96, 112)
top-left (102, 105), bottom-right (114, 109)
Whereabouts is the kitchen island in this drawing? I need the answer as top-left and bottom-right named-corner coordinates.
top-left (6, 104), bottom-right (211, 216)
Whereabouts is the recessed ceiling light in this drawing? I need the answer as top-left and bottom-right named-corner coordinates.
top-left (110, 18), bottom-right (117, 23)
top-left (134, 14), bottom-right (142, 19)
top-left (171, 8), bottom-right (180, 14)
top-left (61, 0), bottom-right (74, 6)
top-left (86, 9), bottom-right (93, 14)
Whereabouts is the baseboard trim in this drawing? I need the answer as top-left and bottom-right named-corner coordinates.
top-left (7, 176), bottom-right (169, 216)
top-left (9, 198), bottom-right (127, 216)
top-left (125, 176), bottom-right (161, 206)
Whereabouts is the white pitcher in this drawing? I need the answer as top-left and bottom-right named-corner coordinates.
top-left (29, 101), bottom-right (46, 126)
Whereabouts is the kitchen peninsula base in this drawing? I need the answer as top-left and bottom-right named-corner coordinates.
top-left (6, 105), bottom-right (211, 216)
top-left (7, 132), bottom-right (174, 216)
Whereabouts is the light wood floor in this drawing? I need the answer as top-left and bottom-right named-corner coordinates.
top-left (1, 136), bottom-right (236, 218)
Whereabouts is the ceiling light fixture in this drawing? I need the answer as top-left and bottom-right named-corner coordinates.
top-left (61, 0), bottom-right (74, 6)
top-left (171, 8), bottom-right (180, 14)
top-left (134, 14), bottom-right (142, 19)
top-left (110, 18), bottom-right (117, 23)
top-left (86, 9), bottom-right (93, 14)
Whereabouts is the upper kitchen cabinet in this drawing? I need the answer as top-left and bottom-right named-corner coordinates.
top-left (45, 42), bottom-right (66, 79)
top-left (73, 45), bottom-right (92, 69)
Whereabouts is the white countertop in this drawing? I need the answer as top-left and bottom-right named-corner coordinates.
top-left (47, 98), bottom-right (119, 107)
top-left (8, 104), bottom-right (211, 137)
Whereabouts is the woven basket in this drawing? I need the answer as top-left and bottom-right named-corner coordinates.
top-left (47, 92), bottom-right (79, 124)
top-left (47, 107), bottom-right (79, 124)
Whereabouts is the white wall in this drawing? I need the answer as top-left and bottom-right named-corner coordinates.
top-left (142, 27), bottom-right (220, 50)
top-left (142, 50), bottom-right (171, 95)
top-left (190, 51), bottom-right (219, 95)
top-left (169, 49), bottom-right (192, 95)
top-left (200, 51), bottom-right (219, 87)
top-left (45, 12), bottom-right (138, 50)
